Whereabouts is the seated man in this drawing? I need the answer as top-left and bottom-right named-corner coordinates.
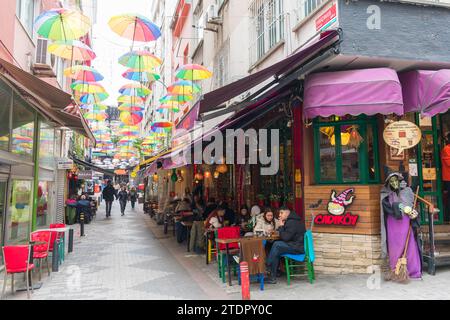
top-left (266, 207), bottom-right (306, 284)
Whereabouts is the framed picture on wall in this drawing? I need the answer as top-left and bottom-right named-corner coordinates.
top-left (389, 147), bottom-right (405, 161)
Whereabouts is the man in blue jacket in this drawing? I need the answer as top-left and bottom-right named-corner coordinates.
top-left (266, 207), bottom-right (306, 284)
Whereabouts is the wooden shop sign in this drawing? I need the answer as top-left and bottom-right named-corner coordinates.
top-left (314, 188), bottom-right (359, 227)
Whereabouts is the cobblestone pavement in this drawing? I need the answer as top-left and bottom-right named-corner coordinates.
top-left (2, 202), bottom-right (450, 300)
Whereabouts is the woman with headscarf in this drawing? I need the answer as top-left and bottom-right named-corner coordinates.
top-left (380, 172), bottom-right (422, 281)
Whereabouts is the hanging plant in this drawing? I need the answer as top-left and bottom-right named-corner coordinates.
top-left (347, 125), bottom-right (364, 149)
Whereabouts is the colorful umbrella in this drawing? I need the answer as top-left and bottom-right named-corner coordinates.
top-left (118, 104), bottom-right (144, 112)
top-left (168, 80), bottom-right (201, 95)
top-left (156, 103), bottom-right (180, 113)
top-left (108, 14), bottom-right (161, 42)
top-left (76, 92), bottom-right (109, 104)
top-left (84, 113), bottom-right (108, 121)
top-left (119, 84), bottom-right (151, 97)
top-left (151, 121), bottom-right (173, 133)
top-left (71, 81), bottom-right (106, 94)
top-left (34, 8), bottom-right (91, 41)
top-left (176, 64), bottom-right (213, 81)
top-left (48, 40), bottom-right (96, 62)
top-left (160, 94), bottom-right (193, 104)
top-left (122, 69), bottom-right (160, 83)
top-left (64, 65), bottom-right (104, 82)
top-left (117, 95), bottom-right (145, 104)
top-left (80, 104), bottom-right (108, 111)
top-left (118, 51), bottom-right (162, 70)
top-left (120, 112), bottom-right (143, 126)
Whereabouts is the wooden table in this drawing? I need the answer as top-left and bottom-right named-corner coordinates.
top-left (216, 234), bottom-right (280, 286)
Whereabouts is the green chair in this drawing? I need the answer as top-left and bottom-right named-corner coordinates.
top-left (281, 230), bottom-right (316, 285)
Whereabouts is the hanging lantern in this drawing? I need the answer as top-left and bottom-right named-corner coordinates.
top-left (216, 164), bottom-right (228, 174)
top-left (195, 172), bottom-right (204, 181)
top-left (153, 173), bottom-right (158, 182)
top-left (204, 171), bottom-right (211, 179)
top-left (213, 171), bottom-right (220, 179)
top-left (171, 169), bottom-right (178, 182)
top-left (177, 170), bottom-right (184, 182)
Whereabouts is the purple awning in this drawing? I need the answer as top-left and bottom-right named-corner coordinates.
top-left (400, 69), bottom-right (450, 117)
top-left (304, 68), bottom-right (404, 119)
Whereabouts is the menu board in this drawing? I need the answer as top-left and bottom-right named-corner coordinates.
top-left (383, 121), bottom-right (422, 154)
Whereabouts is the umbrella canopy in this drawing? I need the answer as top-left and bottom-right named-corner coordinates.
top-left (118, 104), bottom-right (144, 112)
top-left (117, 95), bottom-right (146, 104)
top-left (122, 69), bottom-right (160, 83)
top-left (84, 112), bottom-right (108, 121)
top-left (64, 65), bottom-right (104, 82)
top-left (119, 84), bottom-right (151, 97)
top-left (76, 92), bottom-right (110, 104)
top-left (71, 81), bottom-right (106, 94)
top-left (80, 104), bottom-right (108, 111)
top-left (151, 121), bottom-right (173, 133)
top-left (118, 51), bottom-right (162, 70)
top-left (156, 103), bottom-right (180, 113)
top-left (176, 64), bottom-right (213, 81)
top-left (108, 14), bottom-right (161, 42)
top-left (120, 112), bottom-right (144, 126)
top-left (160, 94), bottom-right (193, 104)
top-left (34, 8), bottom-right (91, 41)
top-left (168, 80), bottom-right (201, 95)
top-left (48, 40), bottom-right (96, 61)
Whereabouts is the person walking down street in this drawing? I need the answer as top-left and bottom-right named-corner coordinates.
top-left (129, 187), bottom-right (138, 210)
top-left (117, 187), bottom-right (129, 216)
top-left (441, 132), bottom-right (450, 222)
top-left (102, 180), bottom-right (117, 218)
top-left (266, 208), bottom-right (305, 284)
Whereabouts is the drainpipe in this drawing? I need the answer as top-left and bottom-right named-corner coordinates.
top-left (31, 116), bottom-right (41, 232)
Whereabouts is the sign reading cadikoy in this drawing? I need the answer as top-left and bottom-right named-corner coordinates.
top-left (314, 188), bottom-right (359, 227)
top-left (383, 121), bottom-right (422, 155)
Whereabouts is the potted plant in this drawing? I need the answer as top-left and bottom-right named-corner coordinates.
top-left (269, 194), bottom-right (281, 209)
top-left (256, 194), bottom-right (266, 207)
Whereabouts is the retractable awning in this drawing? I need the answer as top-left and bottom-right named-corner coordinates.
top-left (71, 156), bottom-right (115, 176)
top-left (400, 69), bottom-right (450, 117)
top-left (304, 68), bottom-right (404, 119)
top-left (198, 29), bottom-right (341, 114)
top-left (0, 58), bottom-right (95, 142)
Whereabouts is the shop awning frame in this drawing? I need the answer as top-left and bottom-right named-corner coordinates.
top-left (70, 155), bottom-right (115, 176)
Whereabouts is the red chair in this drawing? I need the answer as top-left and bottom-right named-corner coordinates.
top-left (216, 226), bottom-right (241, 283)
top-left (49, 223), bottom-right (66, 265)
top-left (2, 245), bottom-right (35, 299)
top-left (30, 231), bottom-right (51, 281)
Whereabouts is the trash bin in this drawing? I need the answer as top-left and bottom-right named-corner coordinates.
top-left (66, 206), bottom-right (77, 225)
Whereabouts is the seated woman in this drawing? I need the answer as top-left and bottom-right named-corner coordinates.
top-left (204, 205), bottom-right (226, 230)
top-left (234, 205), bottom-right (252, 236)
top-left (254, 208), bottom-right (279, 253)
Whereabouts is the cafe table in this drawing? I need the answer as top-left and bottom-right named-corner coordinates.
top-left (216, 234), bottom-right (280, 286)
top-left (36, 227), bottom-right (72, 271)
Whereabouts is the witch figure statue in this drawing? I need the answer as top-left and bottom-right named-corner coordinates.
top-left (380, 172), bottom-right (422, 281)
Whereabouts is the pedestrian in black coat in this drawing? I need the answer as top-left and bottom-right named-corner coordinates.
top-left (117, 187), bottom-right (129, 216)
top-left (102, 181), bottom-right (117, 218)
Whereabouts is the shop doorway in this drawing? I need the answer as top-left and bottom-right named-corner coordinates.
top-left (415, 116), bottom-right (444, 225)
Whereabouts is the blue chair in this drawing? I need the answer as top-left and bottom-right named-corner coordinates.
top-left (281, 230), bottom-right (315, 285)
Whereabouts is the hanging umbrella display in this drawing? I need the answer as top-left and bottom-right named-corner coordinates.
top-left (122, 69), bottom-right (160, 83)
top-left (83, 113), bottom-right (108, 121)
top-left (156, 103), bottom-right (180, 113)
top-left (71, 81), bottom-right (106, 94)
top-left (64, 65), bottom-right (104, 82)
top-left (120, 112), bottom-right (144, 126)
top-left (117, 95), bottom-right (145, 104)
top-left (118, 104), bottom-right (144, 112)
top-left (118, 51), bottom-right (162, 70)
top-left (119, 84), bottom-right (151, 97)
top-left (76, 92), bottom-right (109, 104)
top-left (80, 104), bottom-right (108, 111)
top-left (48, 40), bottom-right (96, 62)
top-left (108, 14), bottom-right (161, 42)
top-left (160, 94), bottom-right (193, 104)
top-left (34, 8), bottom-right (91, 41)
top-left (176, 64), bottom-right (213, 81)
top-left (168, 80), bottom-right (201, 95)
top-left (151, 121), bottom-right (173, 133)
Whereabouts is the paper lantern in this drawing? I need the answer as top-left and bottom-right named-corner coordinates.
top-left (214, 171), bottom-right (220, 179)
top-left (195, 173), bottom-right (204, 181)
top-left (216, 164), bottom-right (228, 174)
top-left (204, 171), bottom-right (211, 179)
top-left (153, 173), bottom-right (158, 182)
top-left (171, 169), bottom-right (178, 182)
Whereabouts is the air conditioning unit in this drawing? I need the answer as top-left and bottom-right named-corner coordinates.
top-left (206, 4), bottom-right (222, 24)
top-left (32, 38), bottom-right (57, 77)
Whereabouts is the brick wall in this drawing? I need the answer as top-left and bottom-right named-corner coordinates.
top-left (312, 233), bottom-right (386, 274)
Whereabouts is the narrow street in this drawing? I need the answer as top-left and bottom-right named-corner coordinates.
top-left (2, 202), bottom-right (450, 300)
